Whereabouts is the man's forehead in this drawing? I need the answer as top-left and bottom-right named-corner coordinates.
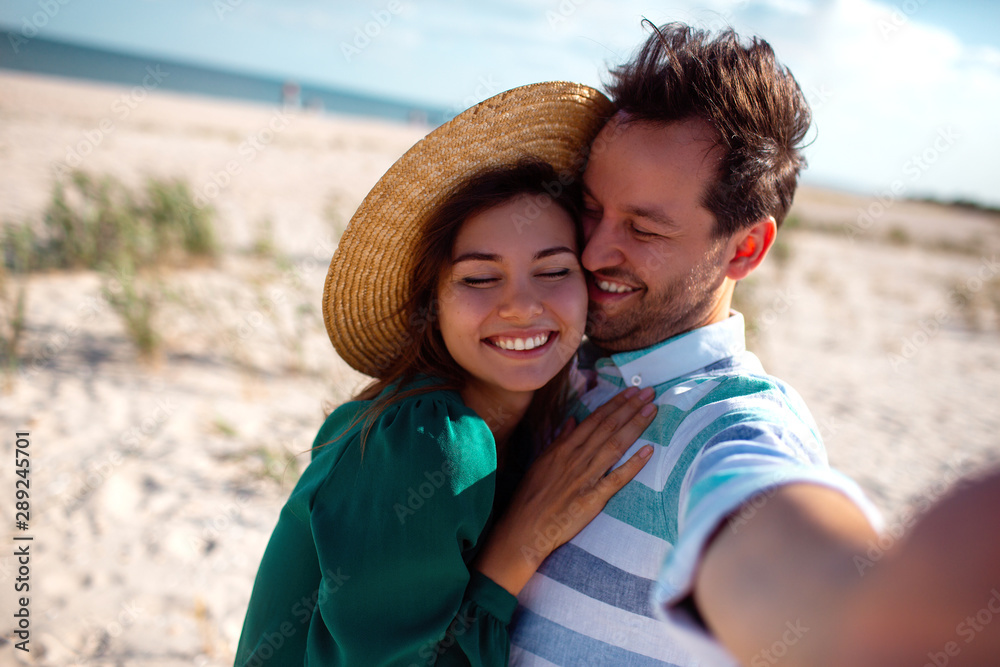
top-left (586, 118), bottom-right (721, 188)
top-left (601, 114), bottom-right (720, 153)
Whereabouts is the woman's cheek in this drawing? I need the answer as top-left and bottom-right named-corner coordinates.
top-left (441, 287), bottom-right (495, 331)
top-left (555, 276), bottom-right (588, 338)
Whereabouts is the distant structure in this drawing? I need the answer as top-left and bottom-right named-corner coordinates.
top-left (407, 108), bottom-right (428, 125)
top-left (281, 80), bottom-right (301, 110)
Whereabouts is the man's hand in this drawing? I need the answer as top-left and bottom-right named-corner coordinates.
top-left (692, 469), bottom-right (1000, 667)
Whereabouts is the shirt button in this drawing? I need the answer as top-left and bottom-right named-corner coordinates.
top-left (630, 375), bottom-right (642, 386)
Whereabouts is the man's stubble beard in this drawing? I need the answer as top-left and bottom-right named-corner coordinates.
top-left (585, 244), bottom-right (728, 353)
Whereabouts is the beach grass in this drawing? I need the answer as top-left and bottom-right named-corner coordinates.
top-left (1, 170), bottom-right (220, 362)
top-left (0, 264), bottom-right (27, 374)
top-left (101, 259), bottom-right (163, 362)
top-left (2, 170), bottom-right (217, 273)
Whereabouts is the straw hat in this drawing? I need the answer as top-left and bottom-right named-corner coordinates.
top-left (323, 81), bottom-right (614, 377)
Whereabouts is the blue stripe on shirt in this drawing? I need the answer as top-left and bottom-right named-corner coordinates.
top-left (536, 543), bottom-right (657, 617)
top-left (510, 608), bottom-right (685, 667)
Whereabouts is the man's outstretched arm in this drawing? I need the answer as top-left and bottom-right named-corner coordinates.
top-left (693, 469), bottom-right (1000, 666)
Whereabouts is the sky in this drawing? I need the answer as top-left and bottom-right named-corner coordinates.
top-left (1, 0), bottom-right (999, 207)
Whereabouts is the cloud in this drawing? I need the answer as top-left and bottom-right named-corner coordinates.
top-left (711, 0), bottom-right (1000, 204)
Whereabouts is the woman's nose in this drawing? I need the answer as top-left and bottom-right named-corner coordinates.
top-left (497, 282), bottom-right (544, 321)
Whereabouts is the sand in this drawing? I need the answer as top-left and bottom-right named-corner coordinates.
top-left (1, 70), bottom-right (998, 665)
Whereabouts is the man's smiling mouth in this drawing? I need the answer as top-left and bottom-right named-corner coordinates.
top-left (596, 279), bottom-right (639, 294)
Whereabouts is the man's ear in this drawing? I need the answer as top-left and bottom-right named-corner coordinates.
top-left (725, 216), bottom-right (777, 281)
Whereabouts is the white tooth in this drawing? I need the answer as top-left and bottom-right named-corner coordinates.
top-left (493, 335), bottom-right (550, 350)
top-left (600, 280), bottom-right (632, 294)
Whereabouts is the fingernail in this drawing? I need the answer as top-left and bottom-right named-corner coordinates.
top-left (641, 403), bottom-right (656, 417)
top-left (624, 387), bottom-right (639, 398)
top-left (640, 387), bottom-right (655, 401)
top-left (639, 445), bottom-right (654, 459)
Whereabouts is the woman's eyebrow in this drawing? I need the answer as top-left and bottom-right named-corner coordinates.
top-left (453, 246), bottom-right (575, 265)
top-left (452, 252), bottom-right (501, 265)
top-left (534, 246), bottom-right (575, 260)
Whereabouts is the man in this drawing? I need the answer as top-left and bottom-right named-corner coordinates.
top-left (508, 22), bottom-right (1000, 666)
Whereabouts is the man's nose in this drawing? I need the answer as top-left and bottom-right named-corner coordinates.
top-left (581, 216), bottom-right (627, 272)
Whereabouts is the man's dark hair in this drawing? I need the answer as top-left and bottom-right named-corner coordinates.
top-left (606, 21), bottom-right (811, 236)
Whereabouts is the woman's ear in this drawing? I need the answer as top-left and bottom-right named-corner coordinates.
top-left (726, 216), bottom-right (777, 281)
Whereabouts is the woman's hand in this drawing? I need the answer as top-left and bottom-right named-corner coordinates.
top-left (474, 386), bottom-right (657, 596)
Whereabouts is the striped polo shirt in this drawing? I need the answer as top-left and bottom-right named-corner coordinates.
top-left (508, 312), bottom-right (881, 666)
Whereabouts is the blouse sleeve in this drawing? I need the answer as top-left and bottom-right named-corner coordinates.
top-left (233, 413), bottom-right (342, 666)
top-left (308, 391), bottom-right (515, 665)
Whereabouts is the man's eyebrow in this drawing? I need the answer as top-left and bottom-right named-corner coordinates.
top-left (452, 246), bottom-right (575, 265)
top-left (582, 183), bottom-right (679, 230)
top-left (624, 204), bottom-right (679, 230)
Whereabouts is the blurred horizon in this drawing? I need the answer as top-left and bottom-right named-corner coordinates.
top-left (2, 0), bottom-right (999, 209)
top-left (0, 28), bottom-right (452, 125)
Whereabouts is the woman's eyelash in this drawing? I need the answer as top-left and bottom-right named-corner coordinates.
top-left (461, 268), bottom-right (570, 285)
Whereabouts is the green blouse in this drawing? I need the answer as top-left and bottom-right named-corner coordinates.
top-left (234, 383), bottom-right (518, 666)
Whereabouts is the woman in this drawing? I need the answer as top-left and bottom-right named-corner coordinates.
top-left (235, 83), bottom-right (656, 666)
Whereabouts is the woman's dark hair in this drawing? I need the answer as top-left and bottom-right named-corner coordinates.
top-left (606, 21), bottom-right (812, 236)
top-left (346, 157), bottom-right (584, 451)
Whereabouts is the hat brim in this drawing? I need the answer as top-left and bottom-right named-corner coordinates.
top-left (323, 81), bottom-right (614, 377)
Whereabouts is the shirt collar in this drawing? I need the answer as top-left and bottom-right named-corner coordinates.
top-left (597, 311), bottom-right (746, 389)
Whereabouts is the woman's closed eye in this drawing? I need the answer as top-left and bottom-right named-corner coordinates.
top-left (537, 268), bottom-right (572, 279)
top-left (461, 275), bottom-right (499, 286)
top-left (459, 266), bottom-right (574, 286)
